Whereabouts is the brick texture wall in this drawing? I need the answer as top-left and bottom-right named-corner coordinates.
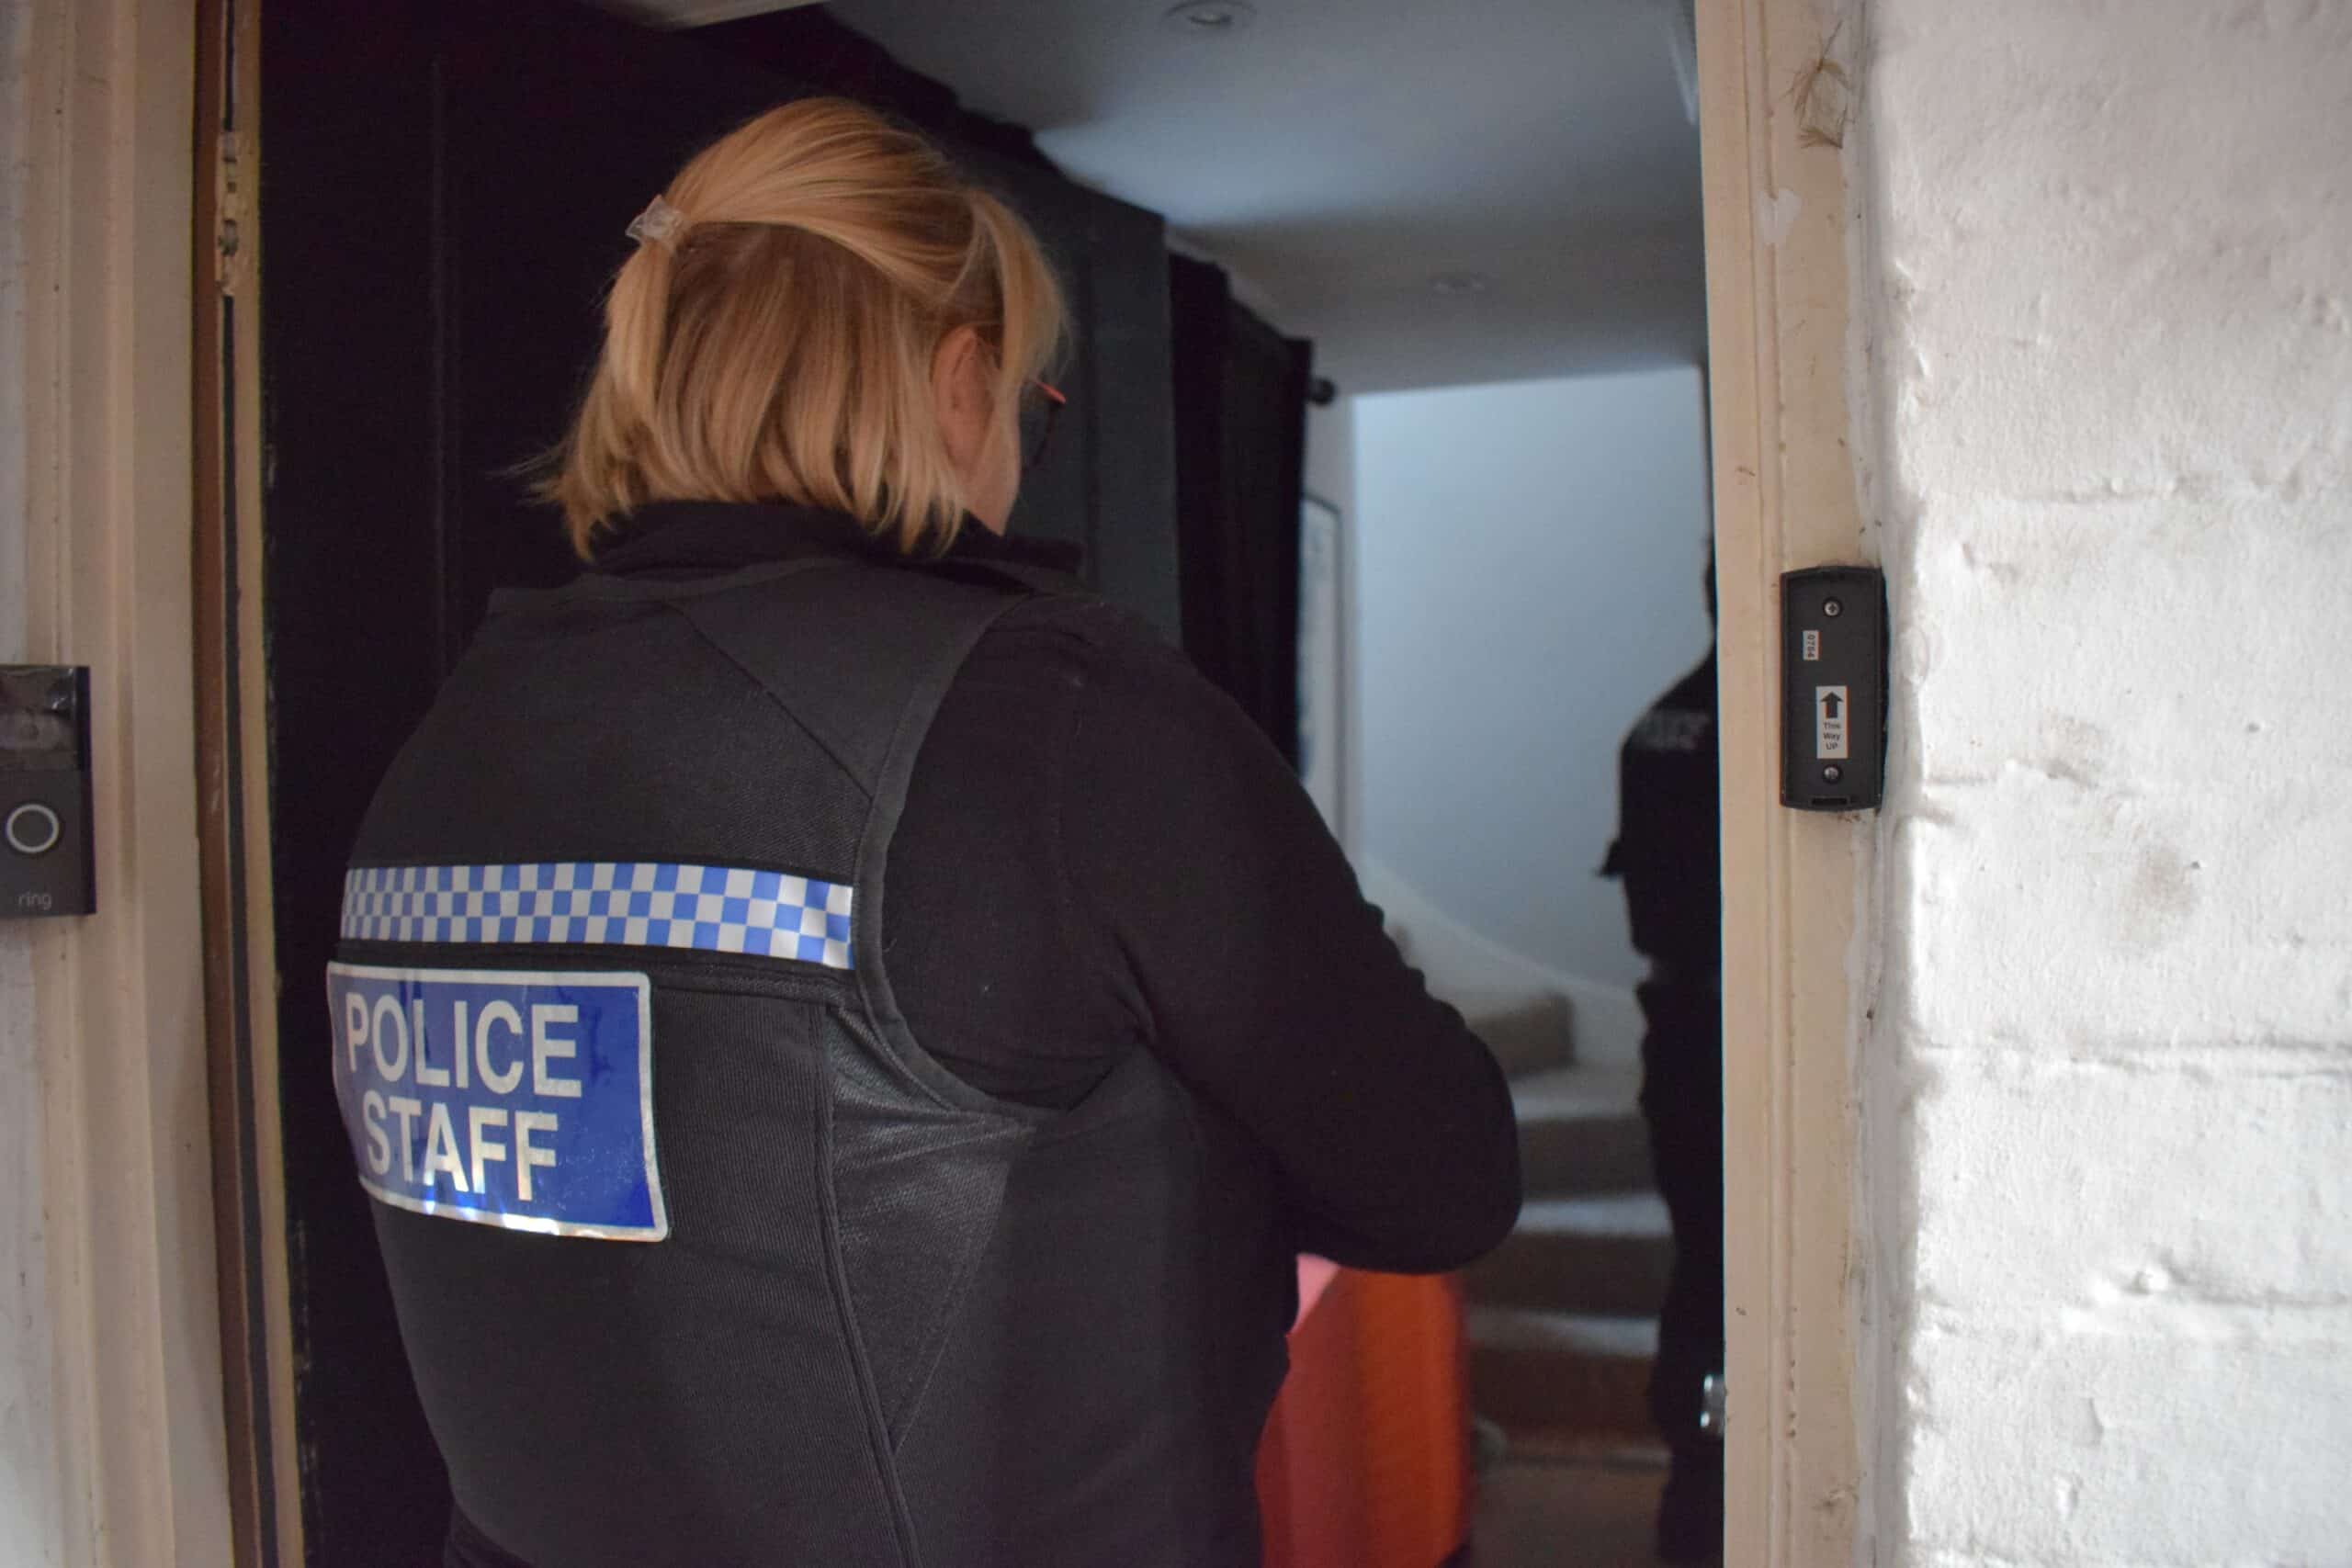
top-left (1857, 1), bottom-right (2352, 1562)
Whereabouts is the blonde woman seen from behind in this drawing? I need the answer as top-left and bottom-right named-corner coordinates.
top-left (329, 98), bottom-right (1520, 1568)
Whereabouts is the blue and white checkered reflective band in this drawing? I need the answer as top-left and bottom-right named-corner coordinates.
top-left (339, 862), bottom-right (855, 971)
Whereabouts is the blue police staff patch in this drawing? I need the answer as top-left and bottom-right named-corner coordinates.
top-left (325, 963), bottom-right (667, 1241)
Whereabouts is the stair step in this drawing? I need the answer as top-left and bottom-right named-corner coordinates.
top-left (1464, 991), bottom-right (1577, 1078)
top-left (1467, 1306), bottom-right (1657, 1438)
top-left (1466, 1193), bottom-right (1674, 1316)
top-left (1511, 1066), bottom-right (1653, 1198)
top-left (1469, 1303), bottom-right (1660, 1358)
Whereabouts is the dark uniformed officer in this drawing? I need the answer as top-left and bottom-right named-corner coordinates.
top-left (328, 99), bottom-right (1520, 1568)
top-left (1603, 581), bottom-right (1724, 1564)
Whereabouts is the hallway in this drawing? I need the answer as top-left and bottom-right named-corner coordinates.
top-left (1464, 1062), bottom-right (1668, 1439)
top-left (1463, 1437), bottom-right (1673, 1567)
top-left (1448, 1034), bottom-right (1700, 1564)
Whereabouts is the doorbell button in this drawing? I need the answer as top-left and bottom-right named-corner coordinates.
top-left (6, 802), bottom-right (62, 856)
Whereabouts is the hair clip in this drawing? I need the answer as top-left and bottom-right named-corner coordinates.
top-left (627, 195), bottom-right (687, 247)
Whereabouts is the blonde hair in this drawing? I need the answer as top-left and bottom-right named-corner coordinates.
top-left (542, 98), bottom-right (1068, 558)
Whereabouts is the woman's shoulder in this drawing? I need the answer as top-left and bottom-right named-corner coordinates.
top-left (974, 590), bottom-right (1195, 694)
top-left (925, 589), bottom-right (1188, 765)
top-left (976, 589), bottom-right (1293, 805)
top-left (947, 589), bottom-right (1286, 807)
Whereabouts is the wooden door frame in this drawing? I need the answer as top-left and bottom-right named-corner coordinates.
top-left (1, 0), bottom-right (1871, 1559)
top-left (7, 0), bottom-right (237, 1562)
top-left (1701, 1), bottom-right (1871, 1564)
top-left (196, 0), bottom-right (301, 1562)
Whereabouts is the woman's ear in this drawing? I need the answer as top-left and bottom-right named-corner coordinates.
top-left (931, 324), bottom-right (993, 474)
top-left (931, 322), bottom-right (1020, 533)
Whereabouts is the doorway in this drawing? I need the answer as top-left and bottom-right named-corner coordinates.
top-left (192, 1), bottom-right (1866, 1564)
top-left (1348, 369), bottom-right (1718, 1565)
top-left (726, 5), bottom-right (1721, 1560)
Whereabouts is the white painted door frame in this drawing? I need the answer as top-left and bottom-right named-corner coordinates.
top-left (5, 0), bottom-right (237, 1563)
top-left (3, 0), bottom-right (1874, 1560)
top-left (1700, 1), bottom-right (1872, 1563)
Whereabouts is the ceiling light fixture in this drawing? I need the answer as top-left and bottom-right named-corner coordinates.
top-left (1161, 1), bottom-right (1257, 38)
top-left (1428, 271), bottom-right (1493, 298)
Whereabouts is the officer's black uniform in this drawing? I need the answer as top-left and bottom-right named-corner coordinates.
top-left (331, 504), bottom-right (1520, 1568)
top-left (1603, 650), bottom-right (1724, 1561)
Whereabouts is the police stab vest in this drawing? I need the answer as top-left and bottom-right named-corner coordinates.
top-left (331, 553), bottom-right (1297, 1567)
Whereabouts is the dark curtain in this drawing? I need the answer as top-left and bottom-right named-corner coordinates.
top-left (1168, 254), bottom-right (1314, 768)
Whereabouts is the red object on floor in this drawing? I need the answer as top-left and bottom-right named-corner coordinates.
top-left (1257, 1263), bottom-right (1474, 1568)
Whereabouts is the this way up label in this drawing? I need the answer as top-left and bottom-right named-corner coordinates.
top-left (1815, 685), bottom-right (1849, 760)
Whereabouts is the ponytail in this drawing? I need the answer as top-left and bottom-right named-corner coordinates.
top-left (538, 98), bottom-right (1069, 558)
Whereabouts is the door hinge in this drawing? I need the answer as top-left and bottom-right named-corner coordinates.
top-left (215, 129), bottom-right (248, 296)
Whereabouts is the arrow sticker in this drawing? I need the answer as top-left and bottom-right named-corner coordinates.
top-left (1816, 685), bottom-right (1849, 760)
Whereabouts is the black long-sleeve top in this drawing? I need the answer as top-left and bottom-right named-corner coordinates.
top-left (598, 503), bottom-right (1521, 1273)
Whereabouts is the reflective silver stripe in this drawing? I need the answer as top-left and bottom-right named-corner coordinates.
top-left (339, 861), bottom-right (854, 971)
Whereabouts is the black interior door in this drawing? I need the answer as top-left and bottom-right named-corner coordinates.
top-left (261, 4), bottom-right (1173, 1559)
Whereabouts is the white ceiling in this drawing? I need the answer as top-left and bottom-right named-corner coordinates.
top-left (634, 0), bottom-right (1706, 394)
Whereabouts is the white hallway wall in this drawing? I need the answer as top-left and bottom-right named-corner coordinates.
top-left (1353, 367), bottom-right (1713, 1059)
top-left (1303, 396), bottom-right (1363, 854)
top-left (1857, 0), bottom-right (2352, 1562)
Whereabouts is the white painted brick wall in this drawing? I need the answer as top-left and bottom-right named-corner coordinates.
top-left (1857, 0), bottom-right (2352, 1562)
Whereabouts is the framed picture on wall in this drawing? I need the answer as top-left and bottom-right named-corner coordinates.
top-left (1298, 493), bottom-right (1347, 834)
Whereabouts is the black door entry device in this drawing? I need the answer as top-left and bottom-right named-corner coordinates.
top-left (2, 665), bottom-right (96, 917)
top-left (1781, 569), bottom-right (1886, 812)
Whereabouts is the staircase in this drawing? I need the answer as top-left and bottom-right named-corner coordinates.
top-left (1381, 887), bottom-right (1670, 1447)
top-left (1464, 1062), bottom-right (1668, 1443)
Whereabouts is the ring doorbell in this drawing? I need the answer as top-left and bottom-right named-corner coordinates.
top-left (2, 666), bottom-right (95, 917)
